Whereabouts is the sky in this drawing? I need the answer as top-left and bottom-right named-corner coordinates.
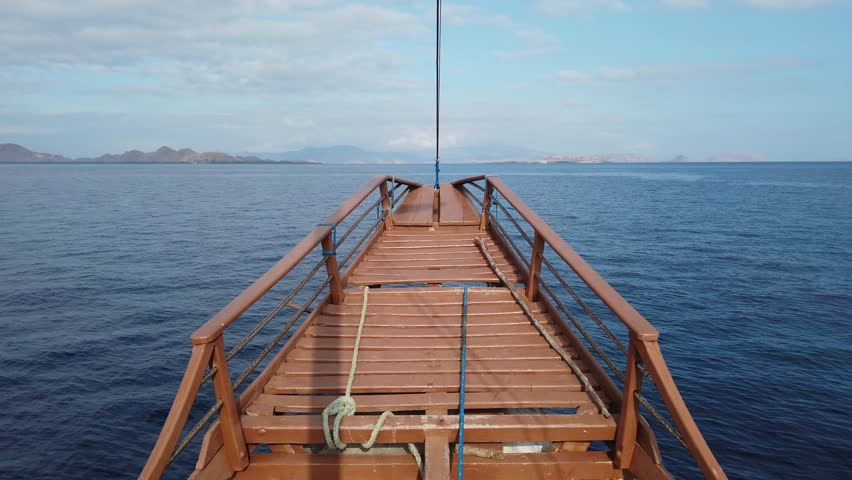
top-left (1, 0), bottom-right (850, 161)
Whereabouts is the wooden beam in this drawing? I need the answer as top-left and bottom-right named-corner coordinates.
top-left (242, 414), bottom-right (617, 444)
top-left (426, 431), bottom-right (450, 480)
top-left (250, 391), bottom-right (593, 414)
top-left (210, 337), bottom-right (248, 472)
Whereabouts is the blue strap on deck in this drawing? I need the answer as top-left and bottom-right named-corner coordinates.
top-left (434, 161), bottom-right (440, 189)
top-left (318, 222), bottom-right (337, 256)
top-left (458, 286), bottom-right (468, 480)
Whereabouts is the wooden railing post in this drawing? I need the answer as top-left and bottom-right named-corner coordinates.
top-left (322, 233), bottom-right (344, 304)
top-left (526, 231), bottom-right (545, 301)
top-left (479, 182), bottom-right (493, 231)
top-left (140, 342), bottom-right (214, 480)
top-left (211, 335), bottom-right (249, 472)
top-left (379, 180), bottom-right (395, 231)
top-left (614, 337), bottom-right (643, 469)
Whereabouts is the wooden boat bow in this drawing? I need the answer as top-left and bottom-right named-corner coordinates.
top-left (140, 176), bottom-right (726, 480)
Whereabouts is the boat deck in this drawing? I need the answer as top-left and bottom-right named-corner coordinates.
top-left (143, 177), bottom-right (725, 480)
top-left (236, 186), bottom-right (620, 479)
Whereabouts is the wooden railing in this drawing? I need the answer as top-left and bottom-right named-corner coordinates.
top-left (455, 176), bottom-right (727, 480)
top-left (140, 175), bottom-right (420, 479)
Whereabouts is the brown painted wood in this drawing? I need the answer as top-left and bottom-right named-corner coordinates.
top-left (349, 272), bottom-right (521, 286)
top-left (628, 444), bottom-right (674, 480)
top-left (359, 259), bottom-right (509, 269)
top-left (234, 453), bottom-right (420, 480)
top-left (277, 358), bottom-right (578, 376)
top-left (304, 324), bottom-right (561, 339)
top-left (284, 346), bottom-right (572, 363)
top-left (439, 182), bottom-right (480, 226)
top-left (340, 287), bottom-right (516, 304)
top-left (266, 372), bottom-right (589, 394)
top-left (321, 234), bottom-right (344, 304)
top-left (426, 431), bottom-right (450, 480)
top-left (292, 335), bottom-right (561, 351)
top-left (248, 391), bottom-right (594, 414)
top-left (140, 342), bottom-right (215, 480)
top-left (195, 420), bottom-right (223, 470)
top-left (526, 231), bottom-right (545, 301)
top-left (394, 186), bottom-right (435, 226)
top-left (636, 340), bottom-right (728, 479)
top-left (451, 452), bottom-right (622, 480)
top-left (314, 314), bottom-right (554, 328)
top-left (242, 414), bottom-right (617, 444)
top-left (324, 302), bottom-right (545, 316)
top-left (210, 336), bottom-right (248, 472)
top-left (188, 447), bottom-right (231, 480)
top-left (379, 179), bottom-right (395, 230)
top-left (614, 340), bottom-right (642, 468)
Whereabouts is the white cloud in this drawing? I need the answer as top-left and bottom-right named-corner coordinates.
top-left (388, 129), bottom-right (458, 150)
top-left (535, 0), bottom-right (631, 14)
top-left (557, 59), bottom-right (803, 84)
top-left (557, 70), bottom-right (592, 82)
top-left (0, 1), bottom-right (427, 95)
top-left (744, 0), bottom-right (842, 7)
top-left (662, 0), bottom-right (709, 9)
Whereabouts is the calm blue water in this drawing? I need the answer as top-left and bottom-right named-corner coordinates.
top-left (0, 163), bottom-right (850, 479)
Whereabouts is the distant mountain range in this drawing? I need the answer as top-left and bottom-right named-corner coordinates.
top-left (0, 144), bottom-right (317, 164)
top-left (1, 142), bottom-right (787, 164)
top-left (251, 144), bottom-right (549, 164)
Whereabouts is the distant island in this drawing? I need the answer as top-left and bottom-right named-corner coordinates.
top-left (1, 142), bottom-right (814, 165)
top-left (0, 144), bottom-right (318, 164)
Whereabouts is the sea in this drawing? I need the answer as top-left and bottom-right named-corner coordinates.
top-left (0, 162), bottom-right (850, 479)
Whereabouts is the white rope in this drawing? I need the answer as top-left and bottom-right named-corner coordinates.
top-left (321, 286), bottom-right (423, 475)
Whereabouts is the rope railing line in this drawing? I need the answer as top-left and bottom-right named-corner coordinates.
top-left (636, 390), bottom-right (688, 449)
top-left (200, 193), bottom-right (387, 384)
top-left (466, 181), bottom-right (486, 193)
top-left (474, 237), bottom-right (610, 417)
top-left (490, 219), bottom-right (531, 270)
top-left (536, 273), bottom-right (626, 383)
top-left (490, 191), bottom-right (630, 357)
top-left (489, 198), bottom-right (688, 452)
top-left (166, 215), bottom-right (386, 465)
top-left (232, 215), bottom-right (384, 392)
top-left (459, 185), bottom-right (483, 209)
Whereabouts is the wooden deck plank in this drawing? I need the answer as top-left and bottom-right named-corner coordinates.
top-left (266, 372), bottom-right (587, 394)
top-left (341, 287), bottom-right (517, 304)
top-left (304, 324), bottom-right (561, 339)
top-left (439, 182), bottom-right (480, 226)
top-left (242, 414), bottom-right (616, 444)
top-left (451, 452), bottom-right (623, 480)
top-left (293, 335), bottom-right (560, 351)
top-left (359, 259), bottom-right (510, 270)
top-left (314, 315), bottom-right (556, 328)
top-left (348, 271), bottom-right (521, 286)
top-left (248, 391), bottom-right (594, 414)
top-left (277, 358), bottom-right (579, 376)
top-left (394, 186), bottom-right (435, 226)
top-left (235, 452), bottom-right (620, 480)
top-left (324, 302), bottom-right (544, 316)
top-left (284, 347), bottom-right (571, 363)
top-left (234, 454), bottom-right (420, 480)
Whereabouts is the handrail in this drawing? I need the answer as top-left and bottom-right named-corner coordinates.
top-left (487, 177), bottom-right (659, 341)
top-left (451, 174), bottom-right (486, 186)
top-left (484, 177), bottom-right (726, 479)
top-left (143, 175), bottom-right (416, 479)
top-left (191, 175), bottom-right (419, 344)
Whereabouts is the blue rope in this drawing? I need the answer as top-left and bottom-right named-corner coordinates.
top-left (318, 222), bottom-right (336, 256)
top-left (434, 161), bottom-right (440, 189)
top-left (458, 286), bottom-right (468, 480)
